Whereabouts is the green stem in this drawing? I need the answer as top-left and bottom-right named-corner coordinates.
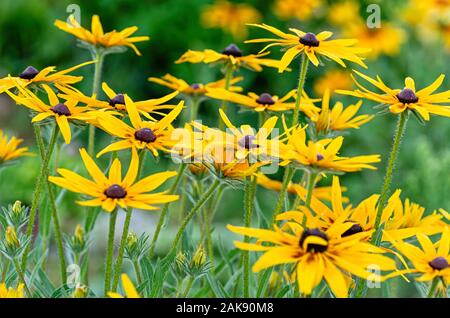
top-left (190, 96), bottom-right (201, 122)
top-left (111, 151), bottom-right (146, 292)
top-left (271, 167), bottom-right (295, 223)
top-left (243, 175), bottom-right (257, 297)
top-left (428, 278), bottom-right (439, 298)
top-left (14, 259), bottom-right (31, 297)
top-left (303, 171), bottom-right (317, 227)
top-left (132, 260), bottom-right (143, 286)
top-left (169, 179), bottom-right (221, 254)
top-left (218, 64), bottom-right (234, 131)
top-left (33, 125), bottom-right (67, 284)
top-left (292, 53), bottom-right (309, 127)
top-left (148, 163), bottom-right (187, 258)
top-left (371, 112), bottom-right (408, 245)
top-left (88, 49), bottom-right (105, 157)
top-left (182, 276), bottom-right (195, 297)
top-left (104, 209), bottom-right (117, 295)
top-left (1, 260), bottom-right (10, 282)
top-left (21, 124), bottom-right (59, 272)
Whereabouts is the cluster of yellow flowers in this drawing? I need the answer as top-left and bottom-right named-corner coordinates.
top-left (0, 8), bottom-right (449, 299)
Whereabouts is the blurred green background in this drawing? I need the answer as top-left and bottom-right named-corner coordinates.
top-left (0, 0), bottom-right (449, 296)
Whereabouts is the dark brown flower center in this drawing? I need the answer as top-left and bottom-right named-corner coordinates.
top-left (109, 94), bottom-right (125, 107)
top-left (256, 93), bottom-right (275, 105)
top-left (50, 103), bottom-right (71, 116)
top-left (429, 256), bottom-right (449, 270)
top-left (299, 228), bottom-right (329, 253)
top-left (222, 43), bottom-right (242, 57)
top-left (299, 33), bottom-right (320, 47)
top-left (238, 135), bottom-right (258, 149)
top-left (134, 128), bottom-right (157, 143)
top-left (190, 83), bottom-right (202, 90)
top-left (397, 88), bottom-right (418, 104)
top-left (316, 153), bottom-right (324, 161)
top-left (19, 66), bottom-right (39, 80)
top-left (341, 223), bottom-right (364, 237)
top-left (105, 184), bottom-right (127, 199)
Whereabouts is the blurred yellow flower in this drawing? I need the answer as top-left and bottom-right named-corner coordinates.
top-left (201, 0), bottom-right (261, 39)
top-left (108, 274), bottom-right (140, 298)
top-left (246, 24), bottom-right (370, 72)
top-left (205, 88), bottom-right (319, 115)
top-left (0, 283), bottom-right (24, 298)
top-left (313, 70), bottom-right (353, 96)
top-left (273, 0), bottom-right (323, 21)
top-left (49, 148), bottom-right (178, 212)
top-left (309, 89), bottom-right (373, 134)
top-left (148, 73), bottom-right (243, 96)
top-left (54, 15), bottom-right (149, 55)
top-left (328, 1), bottom-right (360, 27)
top-left (0, 130), bottom-right (32, 164)
top-left (176, 44), bottom-right (284, 71)
top-left (337, 71), bottom-right (450, 121)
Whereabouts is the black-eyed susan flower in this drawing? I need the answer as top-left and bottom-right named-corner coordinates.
top-left (388, 228), bottom-right (450, 286)
top-left (201, 0), bottom-right (261, 39)
top-left (245, 24), bottom-right (369, 72)
top-left (148, 73), bottom-right (243, 97)
top-left (54, 15), bottom-right (149, 56)
top-left (175, 44), bottom-right (284, 72)
top-left (289, 177), bottom-right (445, 241)
top-left (0, 283), bottom-right (24, 298)
top-left (256, 173), bottom-right (348, 203)
top-left (49, 148), bottom-right (178, 212)
top-left (273, 0), bottom-right (323, 21)
top-left (337, 71), bottom-right (450, 121)
top-left (313, 70), bottom-right (353, 96)
top-left (57, 81), bottom-right (179, 119)
top-left (6, 85), bottom-right (96, 144)
top-left (205, 88), bottom-right (320, 115)
top-left (108, 274), bottom-right (139, 298)
top-left (309, 89), bottom-right (373, 134)
top-left (0, 61), bottom-right (94, 93)
top-left (280, 125), bottom-right (380, 173)
top-left (0, 130), bottom-right (32, 165)
top-left (227, 220), bottom-right (396, 297)
top-left (96, 95), bottom-right (184, 157)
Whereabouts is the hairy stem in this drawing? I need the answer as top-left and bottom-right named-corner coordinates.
top-left (104, 209), bottom-right (117, 295)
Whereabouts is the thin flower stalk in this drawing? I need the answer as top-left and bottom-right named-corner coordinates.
top-left (243, 174), bottom-right (258, 297)
top-left (104, 209), bottom-right (118, 295)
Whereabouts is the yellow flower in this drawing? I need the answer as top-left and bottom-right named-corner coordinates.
top-left (245, 24), bottom-right (369, 72)
top-left (280, 125), bottom-right (380, 173)
top-left (0, 283), bottom-right (24, 298)
top-left (0, 130), bottom-right (32, 164)
top-left (49, 147), bottom-right (179, 212)
top-left (205, 88), bottom-right (319, 115)
top-left (343, 22), bottom-right (406, 59)
top-left (95, 95), bottom-right (184, 157)
top-left (288, 177), bottom-right (445, 241)
top-left (337, 71), bottom-right (450, 121)
top-left (273, 0), bottom-right (323, 21)
top-left (74, 224), bottom-right (85, 246)
top-left (313, 70), bottom-right (353, 96)
top-left (149, 73), bottom-right (243, 97)
top-left (310, 89), bottom-right (373, 134)
top-left (54, 15), bottom-right (149, 56)
top-left (388, 228), bottom-right (450, 284)
top-left (227, 220), bottom-right (396, 297)
top-left (57, 81), bottom-right (179, 119)
top-left (7, 85), bottom-right (97, 144)
top-left (255, 173), bottom-right (348, 203)
top-left (108, 274), bottom-right (140, 298)
top-left (0, 61), bottom-right (94, 93)
top-left (175, 44), bottom-right (285, 72)
top-left (5, 226), bottom-right (20, 248)
top-left (201, 0), bottom-right (261, 39)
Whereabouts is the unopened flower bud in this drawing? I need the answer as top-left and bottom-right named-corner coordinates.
top-left (72, 283), bottom-right (88, 298)
top-left (127, 232), bottom-right (138, 249)
top-left (191, 245), bottom-right (206, 268)
top-left (12, 201), bottom-right (22, 215)
top-left (5, 226), bottom-right (19, 248)
top-left (74, 224), bottom-right (84, 246)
